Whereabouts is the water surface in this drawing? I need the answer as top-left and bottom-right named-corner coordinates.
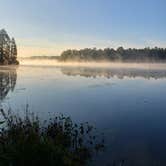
top-left (1, 64), bottom-right (166, 166)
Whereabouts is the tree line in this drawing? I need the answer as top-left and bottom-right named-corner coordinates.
top-left (59, 47), bottom-right (166, 62)
top-left (0, 29), bottom-right (19, 65)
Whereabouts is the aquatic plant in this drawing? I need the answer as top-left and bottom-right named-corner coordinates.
top-left (0, 107), bottom-right (104, 166)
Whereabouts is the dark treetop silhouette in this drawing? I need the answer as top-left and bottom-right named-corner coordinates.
top-left (59, 47), bottom-right (166, 62)
top-left (0, 29), bottom-right (19, 65)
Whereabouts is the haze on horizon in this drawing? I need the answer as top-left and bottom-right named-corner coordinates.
top-left (1, 0), bottom-right (166, 57)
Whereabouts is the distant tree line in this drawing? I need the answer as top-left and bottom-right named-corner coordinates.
top-left (0, 29), bottom-right (19, 65)
top-left (59, 47), bottom-right (166, 62)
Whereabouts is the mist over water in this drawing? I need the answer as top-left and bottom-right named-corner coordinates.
top-left (19, 58), bottom-right (166, 70)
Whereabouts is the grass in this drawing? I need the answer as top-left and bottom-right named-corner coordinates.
top-left (0, 107), bottom-right (104, 166)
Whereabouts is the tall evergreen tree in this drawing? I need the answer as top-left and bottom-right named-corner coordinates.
top-left (0, 29), bottom-right (11, 64)
top-left (10, 38), bottom-right (17, 62)
top-left (0, 29), bottom-right (18, 65)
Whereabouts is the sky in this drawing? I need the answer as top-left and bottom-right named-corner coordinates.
top-left (0, 0), bottom-right (166, 57)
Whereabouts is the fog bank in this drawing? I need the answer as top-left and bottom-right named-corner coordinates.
top-left (18, 59), bottom-right (166, 70)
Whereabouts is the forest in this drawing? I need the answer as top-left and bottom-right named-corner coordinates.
top-left (59, 47), bottom-right (166, 62)
top-left (0, 29), bottom-right (19, 65)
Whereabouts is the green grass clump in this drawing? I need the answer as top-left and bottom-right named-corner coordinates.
top-left (0, 108), bottom-right (104, 166)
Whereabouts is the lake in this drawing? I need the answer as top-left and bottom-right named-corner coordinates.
top-left (1, 63), bottom-right (166, 166)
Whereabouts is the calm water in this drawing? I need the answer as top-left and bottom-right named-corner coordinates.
top-left (1, 64), bottom-right (166, 166)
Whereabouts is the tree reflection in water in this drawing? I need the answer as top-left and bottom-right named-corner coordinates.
top-left (0, 67), bottom-right (17, 101)
top-left (61, 66), bottom-right (166, 79)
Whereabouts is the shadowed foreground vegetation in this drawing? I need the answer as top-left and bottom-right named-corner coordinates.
top-left (0, 108), bottom-right (104, 166)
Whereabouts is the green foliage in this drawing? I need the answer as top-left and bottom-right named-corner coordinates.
top-left (0, 29), bottom-right (19, 65)
top-left (0, 108), bottom-right (104, 166)
top-left (59, 47), bottom-right (166, 62)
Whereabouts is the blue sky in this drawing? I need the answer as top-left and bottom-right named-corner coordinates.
top-left (0, 0), bottom-right (166, 56)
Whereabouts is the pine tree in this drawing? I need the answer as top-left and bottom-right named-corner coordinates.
top-left (10, 38), bottom-right (17, 63)
top-left (0, 29), bottom-right (18, 65)
top-left (0, 29), bottom-right (10, 64)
